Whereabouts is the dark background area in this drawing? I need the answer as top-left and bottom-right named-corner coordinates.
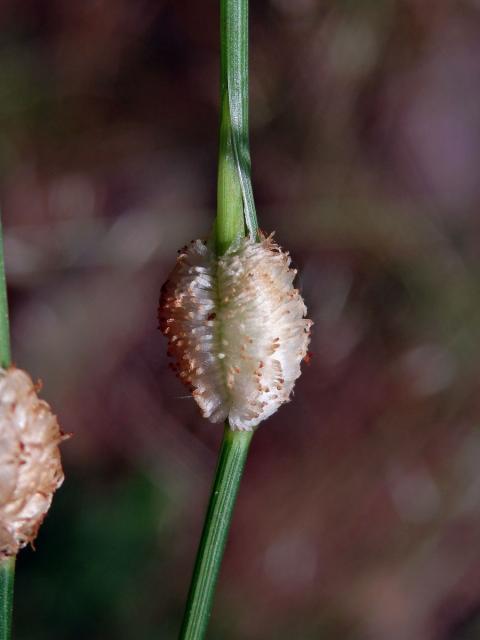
top-left (2, 1), bottom-right (480, 638)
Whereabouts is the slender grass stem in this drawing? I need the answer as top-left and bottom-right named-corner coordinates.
top-left (216, 0), bottom-right (257, 256)
top-left (0, 215), bottom-right (14, 639)
top-left (216, 92), bottom-right (244, 256)
top-left (179, 428), bottom-right (253, 639)
top-left (0, 558), bottom-right (15, 640)
top-left (0, 218), bottom-right (11, 369)
top-left (178, 3), bottom-right (257, 635)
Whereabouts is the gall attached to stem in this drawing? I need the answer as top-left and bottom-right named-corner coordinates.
top-left (159, 234), bottom-right (312, 430)
top-left (0, 367), bottom-right (66, 558)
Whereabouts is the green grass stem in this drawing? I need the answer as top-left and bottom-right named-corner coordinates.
top-left (215, 0), bottom-right (257, 255)
top-left (0, 215), bottom-right (14, 639)
top-left (178, 1), bottom-right (257, 637)
top-left (178, 428), bottom-right (253, 639)
top-left (0, 217), bottom-right (11, 369)
top-left (0, 558), bottom-right (15, 640)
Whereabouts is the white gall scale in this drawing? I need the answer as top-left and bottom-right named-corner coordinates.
top-left (159, 235), bottom-right (312, 430)
top-left (0, 367), bottom-right (65, 558)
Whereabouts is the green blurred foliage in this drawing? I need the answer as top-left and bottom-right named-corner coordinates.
top-left (16, 472), bottom-right (172, 640)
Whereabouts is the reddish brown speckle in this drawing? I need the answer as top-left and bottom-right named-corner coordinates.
top-left (303, 351), bottom-right (313, 365)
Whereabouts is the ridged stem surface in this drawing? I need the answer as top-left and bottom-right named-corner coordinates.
top-left (178, 1), bottom-right (256, 637)
top-left (0, 215), bottom-right (14, 639)
top-left (178, 428), bottom-right (253, 639)
top-left (216, 0), bottom-right (257, 256)
top-left (0, 559), bottom-right (15, 640)
top-left (0, 217), bottom-right (11, 369)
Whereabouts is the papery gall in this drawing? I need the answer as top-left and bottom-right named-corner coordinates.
top-left (159, 234), bottom-right (312, 430)
top-left (0, 367), bottom-right (66, 558)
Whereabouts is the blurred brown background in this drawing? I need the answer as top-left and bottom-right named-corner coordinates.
top-left (3, 1), bottom-right (480, 638)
